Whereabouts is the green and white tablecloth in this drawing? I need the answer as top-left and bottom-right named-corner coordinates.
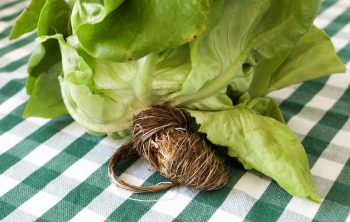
top-left (0, 0), bottom-right (349, 221)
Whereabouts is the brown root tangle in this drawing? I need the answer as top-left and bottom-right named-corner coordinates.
top-left (108, 104), bottom-right (228, 193)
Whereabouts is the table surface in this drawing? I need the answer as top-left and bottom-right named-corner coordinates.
top-left (0, 0), bottom-right (349, 221)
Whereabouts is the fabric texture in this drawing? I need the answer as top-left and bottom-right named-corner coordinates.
top-left (0, 0), bottom-right (349, 221)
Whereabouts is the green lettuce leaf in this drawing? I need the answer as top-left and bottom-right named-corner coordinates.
top-left (9, 0), bottom-right (73, 39)
top-left (266, 26), bottom-right (346, 93)
top-left (37, 0), bottom-right (71, 37)
top-left (71, 0), bottom-right (217, 61)
top-left (238, 93), bottom-right (285, 123)
top-left (26, 44), bottom-right (49, 95)
top-left (174, 0), bottom-right (320, 106)
top-left (249, 26), bottom-right (346, 97)
top-left (24, 40), bottom-right (67, 118)
top-left (23, 62), bottom-right (68, 118)
top-left (9, 0), bottom-right (46, 40)
top-left (187, 105), bottom-right (321, 202)
top-left (247, 49), bottom-right (291, 98)
top-left (183, 88), bottom-right (233, 111)
top-left (23, 0), bottom-right (74, 118)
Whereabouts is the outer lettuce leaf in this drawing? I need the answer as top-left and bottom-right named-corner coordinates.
top-left (266, 26), bottom-right (346, 93)
top-left (23, 63), bottom-right (68, 118)
top-left (9, 0), bottom-right (46, 39)
top-left (174, 0), bottom-right (320, 106)
top-left (174, 0), bottom-right (267, 99)
top-left (187, 105), bottom-right (321, 202)
top-left (238, 93), bottom-right (285, 123)
top-left (26, 40), bottom-right (61, 94)
top-left (37, 0), bottom-right (71, 37)
top-left (72, 0), bottom-right (124, 25)
top-left (9, 0), bottom-right (75, 39)
top-left (249, 26), bottom-right (346, 97)
top-left (27, 0), bottom-right (72, 80)
top-left (247, 49), bottom-right (291, 98)
top-left (38, 34), bottom-right (192, 133)
top-left (71, 0), bottom-right (216, 61)
top-left (26, 44), bottom-right (49, 94)
top-left (23, 0), bottom-right (74, 118)
top-left (24, 40), bottom-right (67, 118)
top-left (246, 97), bottom-right (285, 123)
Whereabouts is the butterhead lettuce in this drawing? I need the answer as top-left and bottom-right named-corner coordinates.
top-left (10, 0), bottom-right (346, 202)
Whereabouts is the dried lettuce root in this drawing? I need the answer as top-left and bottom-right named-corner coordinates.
top-left (109, 104), bottom-right (228, 192)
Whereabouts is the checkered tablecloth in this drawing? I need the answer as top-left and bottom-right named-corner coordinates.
top-left (0, 0), bottom-right (349, 221)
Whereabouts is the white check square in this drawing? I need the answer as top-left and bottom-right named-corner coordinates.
top-left (311, 158), bottom-right (344, 181)
top-left (286, 197), bottom-right (321, 218)
top-left (234, 172), bottom-right (270, 200)
top-left (19, 191), bottom-right (60, 217)
top-left (63, 158), bottom-right (100, 182)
